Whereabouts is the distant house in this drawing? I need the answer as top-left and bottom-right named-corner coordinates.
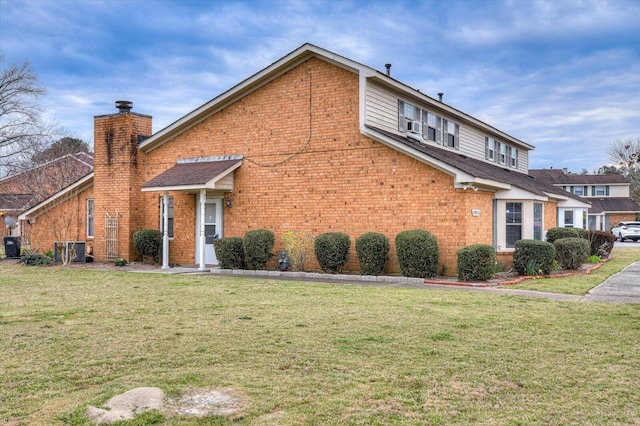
top-left (0, 152), bottom-right (93, 237)
top-left (19, 44), bottom-right (588, 275)
top-left (529, 168), bottom-right (640, 230)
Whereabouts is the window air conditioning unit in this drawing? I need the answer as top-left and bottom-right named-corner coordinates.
top-left (406, 120), bottom-right (421, 134)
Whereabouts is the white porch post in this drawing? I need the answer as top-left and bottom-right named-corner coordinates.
top-left (199, 189), bottom-right (206, 271)
top-left (162, 191), bottom-right (169, 269)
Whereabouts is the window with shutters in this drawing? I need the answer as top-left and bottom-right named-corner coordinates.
top-left (444, 119), bottom-right (459, 149)
top-left (423, 111), bottom-right (441, 143)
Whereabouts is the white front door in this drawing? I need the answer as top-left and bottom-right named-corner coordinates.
top-left (195, 197), bottom-right (222, 265)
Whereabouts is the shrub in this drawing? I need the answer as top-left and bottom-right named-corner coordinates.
top-left (281, 231), bottom-right (313, 271)
top-left (395, 229), bottom-right (439, 278)
top-left (213, 237), bottom-right (245, 269)
top-left (243, 229), bottom-right (275, 270)
top-left (554, 237), bottom-right (590, 270)
top-left (545, 227), bottom-right (585, 244)
top-left (114, 258), bottom-right (128, 267)
top-left (457, 244), bottom-right (496, 282)
top-left (314, 232), bottom-right (351, 273)
top-left (585, 230), bottom-right (615, 257)
top-left (513, 239), bottom-right (555, 276)
top-left (355, 232), bottom-right (389, 276)
top-left (20, 253), bottom-right (51, 267)
top-left (133, 229), bottom-right (163, 263)
top-left (587, 255), bottom-right (602, 263)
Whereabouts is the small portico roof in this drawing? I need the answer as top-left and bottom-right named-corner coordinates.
top-left (141, 155), bottom-right (242, 192)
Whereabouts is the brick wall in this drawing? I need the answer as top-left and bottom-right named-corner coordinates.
top-left (142, 58), bottom-right (495, 275)
top-left (93, 111), bottom-right (151, 261)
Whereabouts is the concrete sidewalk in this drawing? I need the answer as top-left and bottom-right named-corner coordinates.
top-left (582, 261), bottom-right (640, 303)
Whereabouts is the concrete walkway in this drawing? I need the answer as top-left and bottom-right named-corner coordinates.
top-left (582, 261), bottom-right (640, 303)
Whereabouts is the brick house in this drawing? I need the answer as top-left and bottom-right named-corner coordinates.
top-left (19, 44), bottom-right (588, 275)
top-left (529, 168), bottom-right (640, 231)
top-left (1, 152), bottom-right (93, 238)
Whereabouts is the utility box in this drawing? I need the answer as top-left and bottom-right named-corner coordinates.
top-left (54, 241), bottom-right (86, 263)
top-left (3, 236), bottom-right (21, 258)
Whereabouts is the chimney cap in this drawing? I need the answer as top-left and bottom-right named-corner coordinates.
top-left (115, 100), bottom-right (133, 113)
top-left (385, 63), bottom-right (391, 76)
top-left (438, 92), bottom-right (443, 102)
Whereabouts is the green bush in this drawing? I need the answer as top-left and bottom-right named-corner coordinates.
top-left (243, 229), bottom-right (275, 270)
top-left (213, 237), bottom-right (245, 269)
top-left (457, 244), bottom-right (496, 282)
top-left (513, 239), bottom-right (555, 276)
top-left (133, 229), bottom-right (163, 263)
top-left (545, 227), bottom-right (585, 244)
top-left (20, 253), bottom-right (52, 267)
top-left (585, 230), bottom-right (615, 257)
top-left (395, 229), bottom-right (439, 278)
top-left (554, 237), bottom-right (590, 270)
top-left (314, 232), bottom-right (351, 273)
top-left (355, 232), bottom-right (389, 276)
top-left (114, 258), bottom-right (128, 267)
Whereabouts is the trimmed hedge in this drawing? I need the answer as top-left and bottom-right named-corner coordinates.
top-left (314, 232), bottom-right (351, 273)
top-left (457, 244), bottom-right (496, 282)
top-left (545, 227), bottom-right (585, 244)
top-left (585, 230), bottom-right (616, 257)
top-left (243, 229), bottom-right (275, 270)
top-left (395, 229), bottom-right (439, 278)
top-left (213, 237), bottom-right (245, 269)
top-left (133, 229), bottom-right (163, 262)
top-left (554, 237), bottom-right (590, 270)
top-left (513, 239), bottom-right (555, 276)
top-left (355, 232), bottom-right (389, 276)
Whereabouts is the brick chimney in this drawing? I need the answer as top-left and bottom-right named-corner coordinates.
top-left (92, 101), bottom-right (152, 261)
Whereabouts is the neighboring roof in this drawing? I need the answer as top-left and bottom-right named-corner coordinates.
top-left (18, 173), bottom-right (94, 220)
top-left (0, 194), bottom-right (35, 212)
top-left (141, 156), bottom-right (242, 192)
top-left (529, 169), bottom-right (629, 185)
top-left (367, 126), bottom-right (587, 203)
top-left (140, 43), bottom-right (532, 153)
top-left (588, 197), bottom-right (640, 214)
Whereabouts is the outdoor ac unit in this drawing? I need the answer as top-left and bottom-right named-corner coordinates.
top-left (406, 120), bottom-right (421, 134)
top-left (54, 241), bottom-right (86, 263)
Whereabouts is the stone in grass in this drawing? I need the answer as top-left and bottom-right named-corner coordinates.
top-left (86, 387), bottom-right (164, 424)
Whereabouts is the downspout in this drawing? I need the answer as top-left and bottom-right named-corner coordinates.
top-left (492, 199), bottom-right (498, 249)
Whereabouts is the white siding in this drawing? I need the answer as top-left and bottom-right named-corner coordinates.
top-left (364, 81), bottom-right (531, 173)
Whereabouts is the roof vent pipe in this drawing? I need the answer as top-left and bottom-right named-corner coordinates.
top-left (116, 100), bottom-right (133, 113)
top-left (385, 63), bottom-right (391, 76)
top-left (438, 92), bottom-right (443, 102)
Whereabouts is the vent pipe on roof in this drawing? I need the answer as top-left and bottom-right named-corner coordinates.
top-left (385, 63), bottom-right (391, 76)
top-left (438, 92), bottom-right (443, 102)
top-left (116, 100), bottom-right (133, 114)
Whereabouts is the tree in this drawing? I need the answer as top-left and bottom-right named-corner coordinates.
top-left (31, 137), bottom-right (90, 164)
top-left (0, 56), bottom-right (56, 177)
top-left (607, 137), bottom-right (640, 201)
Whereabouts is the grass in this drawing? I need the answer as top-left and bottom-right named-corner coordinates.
top-left (511, 247), bottom-right (640, 294)
top-left (0, 249), bottom-right (639, 425)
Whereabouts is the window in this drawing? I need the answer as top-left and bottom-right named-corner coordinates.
top-left (160, 196), bottom-right (174, 238)
top-left (398, 100), bottom-right (420, 132)
top-left (86, 199), bottom-right (94, 238)
top-left (574, 186), bottom-right (583, 196)
top-left (444, 119), bottom-right (459, 149)
top-left (423, 111), bottom-right (441, 142)
top-left (564, 210), bottom-right (574, 227)
top-left (486, 137), bottom-right (496, 160)
top-left (498, 142), bottom-right (507, 165)
top-left (509, 147), bottom-right (518, 168)
top-left (593, 185), bottom-right (609, 196)
top-left (533, 203), bottom-right (543, 240)
top-left (506, 202), bottom-right (522, 248)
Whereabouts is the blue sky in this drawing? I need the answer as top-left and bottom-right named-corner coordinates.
top-left (1, 0), bottom-right (639, 172)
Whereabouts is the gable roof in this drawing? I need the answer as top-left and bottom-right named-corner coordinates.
top-left (141, 156), bottom-right (242, 192)
top-left (529, 169), bottom-right (629, 185)
top-left (588, 197), bottom-right (640, 214)
top-left (18, 173), bottom-right (94, 221)
top-left (139, 43), bottom-right (532, 153)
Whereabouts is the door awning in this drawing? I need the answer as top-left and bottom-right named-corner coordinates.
top-left (141, 155), bottom-right (242, 192)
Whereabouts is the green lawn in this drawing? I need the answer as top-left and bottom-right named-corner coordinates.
top-left (1, 251), bottom-right (639, 425)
